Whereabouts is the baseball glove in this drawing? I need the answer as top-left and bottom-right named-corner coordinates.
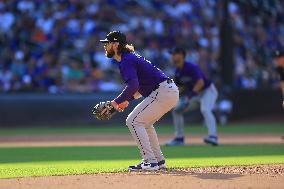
top-left (92, 101), bottom-right (117, 120)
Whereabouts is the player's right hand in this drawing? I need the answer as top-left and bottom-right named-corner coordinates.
top-left (111, 100), bottom-right (129, 112)
top-left (118, 101), bottom-right (129, 111)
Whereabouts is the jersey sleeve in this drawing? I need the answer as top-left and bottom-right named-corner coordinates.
top-left (190, 64), bottom-right (203, 83)
top-left (114, 58), bottom-right (139, 104)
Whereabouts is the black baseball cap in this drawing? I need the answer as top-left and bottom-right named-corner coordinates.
top-left (272, 49), bottom-right (284, 58)
top-left (100, 31), bottom-right (126, 44)
top-left (169, 47), bottom-right (186, 57)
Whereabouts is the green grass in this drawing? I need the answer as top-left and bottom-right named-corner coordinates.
top-left (0, 124), bottom-right (283, 178)
top-left (0, 123), bottom-right (283, 136)
top-left (0, 144), bottom-right (283, 178)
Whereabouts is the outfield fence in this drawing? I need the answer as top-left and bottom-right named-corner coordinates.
top-left (0, 90), bottom-right (282, 127)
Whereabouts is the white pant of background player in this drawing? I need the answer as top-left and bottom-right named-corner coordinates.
top-left (171, 84), bottom-right (218, 145)
top-left (126, 80), bottom-right (179, 170)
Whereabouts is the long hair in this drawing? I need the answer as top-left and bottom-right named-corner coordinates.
top-left (117, 43), bottom-right (135, 55)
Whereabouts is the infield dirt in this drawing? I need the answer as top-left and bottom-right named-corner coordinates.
top-left (0, 164), bottom-right (283, 189)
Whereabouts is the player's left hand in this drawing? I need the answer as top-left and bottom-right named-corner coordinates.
top-left (92, 101), bottom-right (117, 120)
top-left (282, 100), bottom-right (284, 109)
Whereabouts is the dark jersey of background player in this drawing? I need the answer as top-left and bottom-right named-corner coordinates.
top-left (114, 52), bottom-right (168, 104)
top-left (175, 61), bottom-right (211, 96)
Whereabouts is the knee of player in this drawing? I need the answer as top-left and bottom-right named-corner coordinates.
top-left (126, 115), bottom-right (147, 128)
top-left (126, 115), bottom-right (134, 127)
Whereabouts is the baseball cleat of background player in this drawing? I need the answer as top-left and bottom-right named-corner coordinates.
top-left (165, 137), bottom-right (185, 146)
top-left (203, 135), bottom-right (219, 146)
top-left (128, 161), bottom-right (159, 171)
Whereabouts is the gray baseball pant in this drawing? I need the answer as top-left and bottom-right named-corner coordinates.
top-left (126, 80), bottom-right (179, 163)
top-left (172, 84), bottom-right (218, 138)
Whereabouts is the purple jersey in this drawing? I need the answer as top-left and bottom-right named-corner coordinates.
top-left (175, 61), bottom-right (211, 95)
top-left (114, 52), bottom-right (168, 104)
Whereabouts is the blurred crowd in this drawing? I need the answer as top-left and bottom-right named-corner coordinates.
top-left (0, 0), bottom-right (283, 93)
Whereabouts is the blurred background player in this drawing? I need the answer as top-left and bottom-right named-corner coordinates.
top-left (100, 31), bottom-right (179, 171)
top-left (166, 47), bottom-right (218, 146)
top-left (272, 49), bottom-right (284, 109)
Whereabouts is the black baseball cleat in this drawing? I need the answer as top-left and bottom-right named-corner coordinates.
top-left (204, 135), bottom-right (219, 146)
top-left (158, 160), bottom-right (166, 169)
top-left (128, 162), bottom-right (159, 171)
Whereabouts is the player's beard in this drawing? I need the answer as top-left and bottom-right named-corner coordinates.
top-left (173, 60), bottom-right (184, 69)
top-left (106, 49), bottom-right (115, 58)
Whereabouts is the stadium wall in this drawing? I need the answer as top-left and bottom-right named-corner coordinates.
top-left (0, 90), bottom-right (282, 127)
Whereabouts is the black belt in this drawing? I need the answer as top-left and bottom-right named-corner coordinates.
top-left (152, 78), bottom-right (173, 92)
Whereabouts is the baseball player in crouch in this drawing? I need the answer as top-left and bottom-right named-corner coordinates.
top-left (99, 31), bottom-right (179, 171)
top-left (165, 47), bottom-right (219, 146)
